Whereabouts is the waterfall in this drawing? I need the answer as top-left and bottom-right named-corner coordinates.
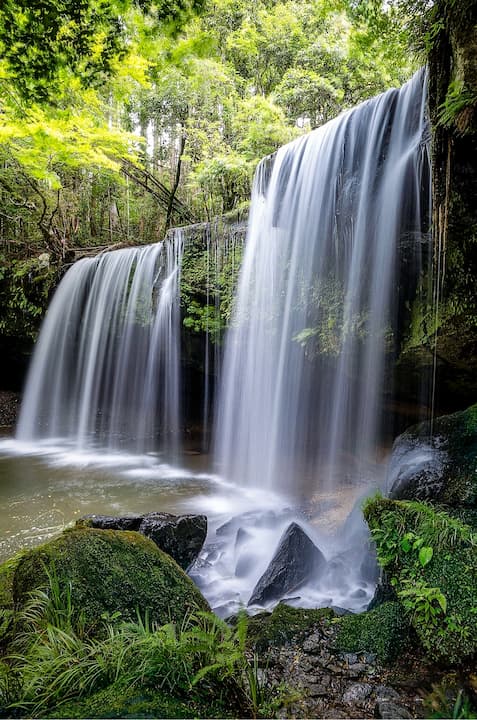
top-left (17, 231), bottom-right (184, 454)
top-left (215, 69), bottom-right (431, 497)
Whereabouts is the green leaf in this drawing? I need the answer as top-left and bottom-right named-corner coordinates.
top-left (437, 594), bottom-right (447, 614)
top-left (419, 546), bottom-right (433, 567)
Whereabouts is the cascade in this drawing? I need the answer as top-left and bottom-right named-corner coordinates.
top-left (215, 69), bottom-right (431, 498)
top-left (16, 230), bottom-right (184, 455)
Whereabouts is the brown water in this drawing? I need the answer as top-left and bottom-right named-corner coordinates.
top-left (0, 440), bottom-right (219, 562)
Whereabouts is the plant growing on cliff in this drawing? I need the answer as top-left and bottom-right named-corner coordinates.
top-left (364, 495), bottom-right (477, 662)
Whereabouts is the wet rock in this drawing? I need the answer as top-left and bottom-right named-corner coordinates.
top-left (78, 512), bottom-right (207, 570)
top-left (235, 527), bottom-right (252, 550)
top-left (375, 686), bottom-right (401, 702)
top-left (388, 404), bottom-right (477, 507)
top-left (0, 391), bottom-right (20, 427)
top-left (331, 605), bottom-right (353, 616)
top-left (139, 513), bottom-right (207, 570)
top-left (302, 631), bottom-right (323, 653)
top-left (343, 682), bottom-right (373, 703)
top-left (235, 552), bottom-right (255, 577)
top-left (374, 701), bottom-right (412, 718)
top-left (307, 681), bottom-right (330, 697)
top-left (79, 514), bottom-right (144, 531)
top-left (248, 522), bottom-right (326, 606)
top-left (216, 510), bottom-right (278, 536)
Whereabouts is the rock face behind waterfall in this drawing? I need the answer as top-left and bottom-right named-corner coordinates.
top-left (248, 523), bottom-right (326, 606)
top-left (388, 403), bottom-right (477, 510)
top-left (78, 512), bottom-right (207, 569)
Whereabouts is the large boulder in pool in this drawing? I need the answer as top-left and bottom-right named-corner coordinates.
top-left (12, 527), bottom-right (209, 633)
top-left (248, 522), bottom-right (326, 606)
top-left (388, 403), bottom-right (477, 508)
top-left (79, 512), bottom-right (207, 570)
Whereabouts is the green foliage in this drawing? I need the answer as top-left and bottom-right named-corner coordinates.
top-left (364, 496), bottom-right (477, 662)
top-left (12, 527), bottom-right (210, 633)
top-left (0, 254), bottom-right (59, 340)
top-left (0, 567), bottom-right (275, 718)
top-left (246, 604), bottom-right (333, 652)
top-left (0, 0), bottom-right (205, 103)
top-left (180, 224), bottom-right (244, 342)
top-left (438, 80), bottom-right (477, 131)
top-left (425, 679), bottom-right (477, 719)
top-left (334, 601), bottom-right (411, 663)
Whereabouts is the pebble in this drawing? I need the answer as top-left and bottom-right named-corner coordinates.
top-left (375, 685), bottom-right (401, 702)
top-left (374, 700), bottom-right (413, 718)
top-left (343, 682), bottom-right (373, 703)
top-left (302, 632), bottom-right (322, 652)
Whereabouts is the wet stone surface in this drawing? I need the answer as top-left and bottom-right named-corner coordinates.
top-left (252, 614), bottom-right (438, 719)
top-left (0, 391), bottom-right (19, 427)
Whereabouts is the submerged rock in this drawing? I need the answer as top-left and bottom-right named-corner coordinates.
top-left (78, 511), bottom-right (207, 570)
top-left (388, 403), bottom-right (477, 507)
top-left (12, 527), bottom-right (209, 632)
top-left (248, 522), bottom-right (326, 606)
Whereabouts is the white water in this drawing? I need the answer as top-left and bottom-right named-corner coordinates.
top-left (215, 69), bottom-right (431, 497)
top-left (188, 70), bottom-right (432, 615)
top-left (17, 232), bottom-right (184, 455)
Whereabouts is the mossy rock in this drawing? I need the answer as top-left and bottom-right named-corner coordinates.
top-left (46, 680), bottom-right (239, 719)
top-left (12, 527), bottom-right (209, 633)
top-left (389, 403), bottom-right (477, 507)
top-left (364, 497), bottom-right (477, 663)
top-left (334, 601), bottom-right (411, 663)
top-left (246, 603), bottom-right (334, 652)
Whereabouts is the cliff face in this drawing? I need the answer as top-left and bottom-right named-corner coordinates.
top-left (427, 0), bottom-right (477, 407)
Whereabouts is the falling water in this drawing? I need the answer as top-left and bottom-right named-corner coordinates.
top-left (215, 69), bottom-right (431, 498)
top-left (17, 231), bottom-right (184, 455)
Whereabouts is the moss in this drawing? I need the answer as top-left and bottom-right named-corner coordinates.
top-left (334, 602), bottom-right (411, 664)
top-left (364, 497), bottom-right (477, 663)
top-left (46, 678), bottom-right (240, 719)
top-left (12, 528), bottom-right (209, 634)
top-left (246, 604), bottom-right (334, 652)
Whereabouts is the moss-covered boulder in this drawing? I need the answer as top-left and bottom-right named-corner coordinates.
top-left (334, 601), bottom-right (410, 663)
top-left (11, 527), bottom-right (209, 633)
top-left (364, 496), bottom-right (477, 663)
top-left (388, 403), bottom-right (477, 507)
top-left (48, 679), bottom-right (239, 719)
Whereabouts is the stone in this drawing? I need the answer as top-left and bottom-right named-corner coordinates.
top-left (139, 513), bottom-right (207, 570)
top-left (375, 686), bottom-right (401, 702)
top-left (302, 631), bottom-right (323, 653)
top-left (307, 682), bottom-right (330, 697)
top-left (78, 511), bottom-right (207, 570)
top-left (374, 701), bottom-right (412, 718)
top-left (79, 514), bottom-right (144, 531)
top-left (248, 522), bottom-right (326, 606)
top-left (388, 404), bottom-right (477, 507)
top-left (343, 682), bottom-right (373, 703)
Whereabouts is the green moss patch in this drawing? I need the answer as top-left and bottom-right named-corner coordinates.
top-left (335, 601), bottom-right (411, 663)
top-left (246, 603), bottom-right (334, 652)
top-left (364, 496), bottom-right (477, 663)
top-left (12, 527), bottom-right (209, 633)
